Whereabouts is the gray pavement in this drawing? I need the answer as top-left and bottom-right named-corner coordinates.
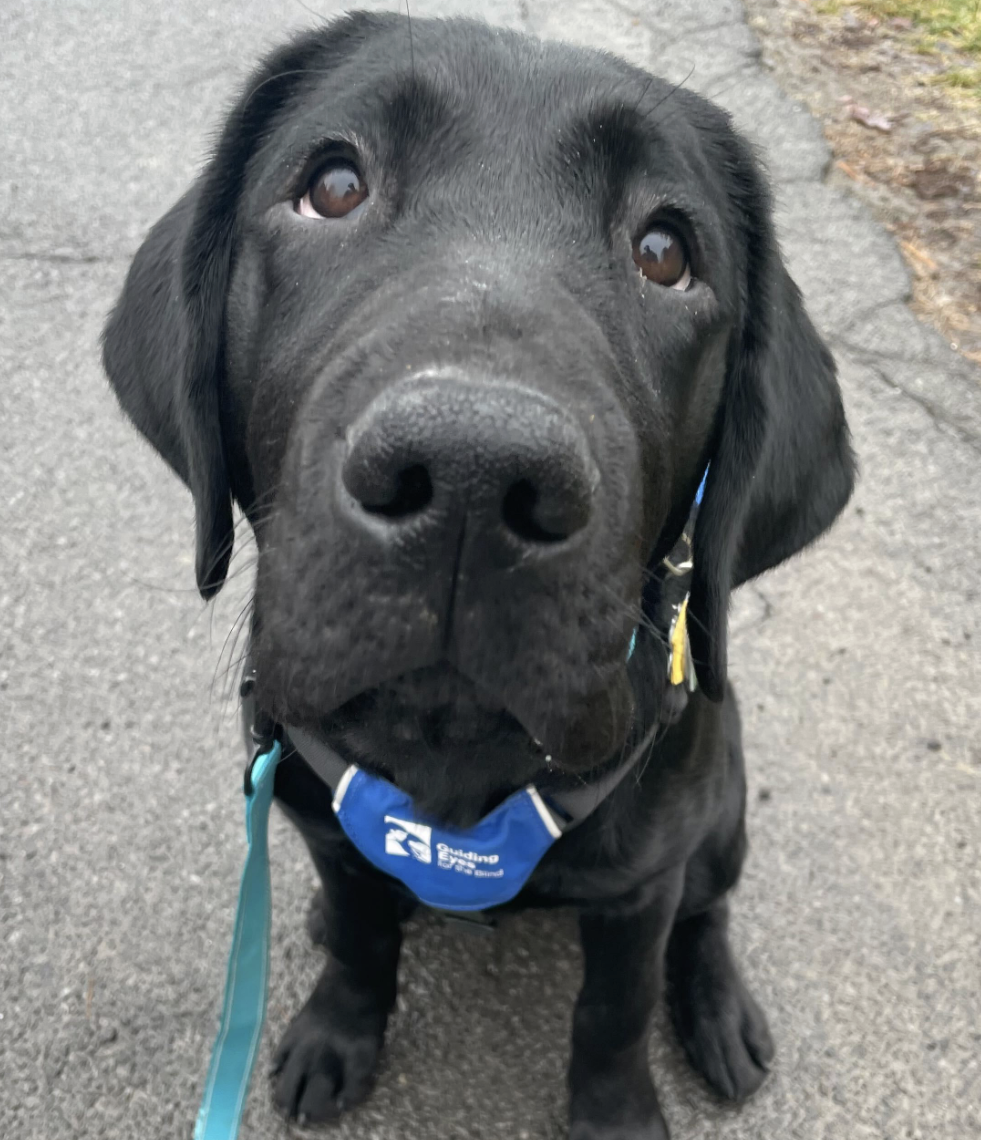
top-left (2, 2), bottom-right (979, 1138)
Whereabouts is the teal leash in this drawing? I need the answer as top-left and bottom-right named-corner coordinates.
top-left (194, 740), bottom-right (282, 1140)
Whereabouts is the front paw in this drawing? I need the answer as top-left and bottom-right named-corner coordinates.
top-left (270, 988), bottom-right (385, 1123)
top-left (668, 943), bottom-right (774, 1102)
top-left (569, 1063), bottom-right (670, 1140)
top-left (570, 1123), bottom-right (668, 1140)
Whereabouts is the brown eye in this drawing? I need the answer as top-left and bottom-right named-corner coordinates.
top-left (633, 225), bottom-right (691, 290)
top-left (297, 161), bottom-right (368, 219)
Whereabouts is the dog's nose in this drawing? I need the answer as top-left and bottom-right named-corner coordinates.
top-left (341, 378), bottom-right (597, 548)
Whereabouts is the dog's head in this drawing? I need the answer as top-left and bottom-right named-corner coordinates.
top-left (104, 14), bottom-right (853, 821)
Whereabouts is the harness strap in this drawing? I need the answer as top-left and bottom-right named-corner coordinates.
top-left (284, 722), bottom-right (643, 831)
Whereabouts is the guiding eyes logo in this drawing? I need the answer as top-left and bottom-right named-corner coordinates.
top-left (383, 816), bottom-right (432, 864)
top-left (382, 815), bottom-right (505, 879)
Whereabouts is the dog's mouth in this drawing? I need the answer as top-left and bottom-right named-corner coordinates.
top-left (315, 662), bottom-right (552, 826)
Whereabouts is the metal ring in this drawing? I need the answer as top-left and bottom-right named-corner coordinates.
top-left (662, 556), bottom-right (693, 576)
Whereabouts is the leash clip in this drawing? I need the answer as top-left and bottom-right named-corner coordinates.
top-left (661, 530), bottom-right (694, 577)
top-left (241, 669), bottom-right (278, 796)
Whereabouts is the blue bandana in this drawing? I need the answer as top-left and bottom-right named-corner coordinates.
top-left (331, 765), bottom-right (562, 911)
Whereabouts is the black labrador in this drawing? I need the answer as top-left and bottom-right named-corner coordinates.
top-left (103, 14), bottom-right (854, 1139)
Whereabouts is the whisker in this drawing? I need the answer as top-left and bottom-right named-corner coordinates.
top-left (211, 594), bottom-right (256, 709)
top-left (631, 72), bottom-right (655, 116)
top-left (239, 67), bottom-right (341, 117)
top-left (589, 574), bottom-right (669, 649)
top-left (291, 0), bottom-right (330, 22)
top-left (645, 63), bottom-right (696, 126)
top-left (405, 0), bottom-right (415, 82)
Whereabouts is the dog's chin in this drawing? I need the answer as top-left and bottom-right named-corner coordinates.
top-left (317, 663), bottom-right (543, 827)
top-left (315, 662), bottom-right (614, 828)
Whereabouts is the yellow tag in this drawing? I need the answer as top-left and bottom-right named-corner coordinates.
top-left (669, 595), bottom-right (690, 687)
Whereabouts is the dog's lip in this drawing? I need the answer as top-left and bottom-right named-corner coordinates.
top-left (259, 650), bottom-right (637, 774)
top-left (316, 665), bottom-right (544, 752)
top-left (298, 667), bottom-right (551, 814)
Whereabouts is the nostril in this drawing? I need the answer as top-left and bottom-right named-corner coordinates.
top-left (380, 464), bottom-right (432, 518)
top-left (360, 463), bottom-right (434, 519)
top-left (502, 479), bottom-right (579, 544)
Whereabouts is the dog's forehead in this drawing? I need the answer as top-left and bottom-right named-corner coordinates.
top-left (305, 20), bottom-right (669, 132)
top-left (256, 22), bottom-right (709, 197)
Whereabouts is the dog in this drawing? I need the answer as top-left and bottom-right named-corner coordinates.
top-left (102, 14), bottom-right (854, 1139)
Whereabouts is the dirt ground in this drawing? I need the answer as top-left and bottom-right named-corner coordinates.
top-left (744, 0), bottom-right (981, 367)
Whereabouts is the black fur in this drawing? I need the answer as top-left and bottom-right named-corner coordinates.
top-left (103, 15), bottom-right (854, 1138)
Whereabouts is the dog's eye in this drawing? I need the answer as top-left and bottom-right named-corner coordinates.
top-left (633, 226), bottom-right (691, 290)
top-left (297, 161), bottom-right (368, 219)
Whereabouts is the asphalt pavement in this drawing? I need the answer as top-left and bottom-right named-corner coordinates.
top-left (2, 2), bottom-right (979, 1138)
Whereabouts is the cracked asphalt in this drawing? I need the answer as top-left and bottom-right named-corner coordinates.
top-left (2, 2), bottom-right (979, 1138)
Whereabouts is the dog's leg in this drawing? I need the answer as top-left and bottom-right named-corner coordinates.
top-left (271, 849), bottom-right (405, 1123)
top-left (666, 898), bottom-right (773, 1100)
top-left (665, 688), bottom-right (774, 1100)
top-left (569, 869), bottom-right (684, 1140)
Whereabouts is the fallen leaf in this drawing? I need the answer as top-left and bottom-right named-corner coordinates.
top-left (900, 239), bottom-right (939, 274)
top-left (945, 311), bottom-right (973, 332)
top-left (848, 102), bottom-right (892, 132)
top-left (835, 159), bottom-right (875, 186)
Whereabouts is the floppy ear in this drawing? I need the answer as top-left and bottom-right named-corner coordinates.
top-left (102, 12), bottom-right (396, 597)
top-left (102, 187), bottom-right (234, 597)
top-left (687, 127), bottom-right (856, 699)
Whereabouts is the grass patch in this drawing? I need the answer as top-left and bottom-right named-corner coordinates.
top-left (817, 1), bottom-right (981, 98)
top-left (877, 1), bottom-right (981, 53)
top-left (943, 64), bottom-right (981, 84)
top-left (819, 1), bottom-right (981, 55)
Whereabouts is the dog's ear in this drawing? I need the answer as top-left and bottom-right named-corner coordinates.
top-left (102, 187), bottom-right (233, 597)
top-left (687, 124), bottom-right (856, 699)
top-left (102, 13), bottom-right (395, 597)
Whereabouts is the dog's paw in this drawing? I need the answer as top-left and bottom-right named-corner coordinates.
top-left (570, 1119), bottom-right (669, 1140)
top-left (669, 965), bottom-right (774, 1101)
top-left (270, 995), bottom-right (384, 1123)
top-left (569, 1065), bottom-right (670, 1140)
